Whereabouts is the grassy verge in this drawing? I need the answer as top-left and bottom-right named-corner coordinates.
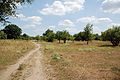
top-left (0, 40), bottom-right (35, 70)
top-left (41, 41), bottom-right (120, 80)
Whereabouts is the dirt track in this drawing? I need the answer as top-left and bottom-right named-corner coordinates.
top-left (0, 43), bottom-right (47, 80)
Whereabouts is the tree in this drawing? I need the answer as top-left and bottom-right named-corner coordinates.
top-left (61, 30), bottom-right (70, 43)
top-left (0, 30), bottom-right (7, 39)
top-left (21, 33), bottom-right (30, 40)
top-left (43, 29), bottom-right (55, 42)
top-left (74, 32), bottom-right (86, 41)
top-left (0, 0), bottom-right (34, 23)
top-left (69, 35), bottom-right (75, 42)
top-left (3, 24), bottom-right (22, 39)
top-left (92, 34), bottom-right (100, 40)
top-left (101, 26), bottom-right (120, 46)
top-left (35, 35), bottom-right (41, 41)
top-left (84, 23), bottom-right (93, 44)
top-left (55, 31), bottom-right (62, 43)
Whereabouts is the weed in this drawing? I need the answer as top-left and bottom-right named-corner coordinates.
top-left (51, 53), bottom-right (62, 60)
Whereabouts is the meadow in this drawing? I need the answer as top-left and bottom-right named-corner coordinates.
top-left (0, 40), bottom-right (35, 70)
top-left (41, 41), bottom-right (120, 80)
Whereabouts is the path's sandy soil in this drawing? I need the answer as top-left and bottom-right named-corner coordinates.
top-left (0, 43), bottom-right (47, 80)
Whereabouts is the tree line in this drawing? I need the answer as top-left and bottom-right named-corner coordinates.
top-left (0, 24), bottom-right (120, 46)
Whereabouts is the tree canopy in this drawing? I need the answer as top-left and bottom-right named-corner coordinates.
top-left (43, 29), bottom-right (55, 42)
top-left (101, 26), bottom-right (120, 46)
top-left (0, 0), bottom-right (34, 23)
top-left (61, 30), bottom-right (70, 43)
top-left (84, 23), bottom-right (93, 44)
top-left (3, 24), bottom-right (22, 39)
top-left (55, 31), bottom-right (63, 43)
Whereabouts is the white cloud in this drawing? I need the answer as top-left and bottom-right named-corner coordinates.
top-left (101, 0), bottom-right (120, 14)
top-left (65, 27), bottom-right (79, 34)
top-left (15, 14), bottom-right (42, 34)
top-left (111, 23), bottom-right (120, 26)
top-left (48, 26), bottom-right (56, 29)
top-left (16, 14), bottom-right (42, 25)
top-left (40, 1), bottom-right (66, 15)
top-left (93, 26), bottom-right (102, 34)
top-left (40, 0), bottom-right (85, 15)
top-left (77, 16), bottom-right (112, 24)
top-left (27, 16), bottom-right (42, 25)
top-left (58, 19), bottom-right (75, 27)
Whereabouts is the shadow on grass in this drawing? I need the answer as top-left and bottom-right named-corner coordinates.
top-left (99, 45), bottom-right (118, 47)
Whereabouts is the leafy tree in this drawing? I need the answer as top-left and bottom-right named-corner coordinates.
top-left (55, 31), bottom-right (62, 43)
top-left (84, 23), bottom-right (93, 44)
top-left (74, 32), bottom-right (86, 41)
top-left (35, 35), bottom-right (41, 41)
top-left (0, 30), bottom-right (7, 39)
top-left (92, 34), bottom-right (100, 40)
top-left (21, 33), bottom-right (30, 40)
top-left (69, 35), bottom-right (75, 42)
top-left (43, 29), bottom-right (55, 42)
top-left (61, 30), bottom-right (70, 43)
top-left (3, 24), bottom-right (22, 39)
top-left (0, 0), bottom-right (34, 23)
top-left (101, 26), bottom-right (120, 46)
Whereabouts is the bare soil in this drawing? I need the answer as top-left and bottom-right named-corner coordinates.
top-left (0, 43), bottom-right (47, 80)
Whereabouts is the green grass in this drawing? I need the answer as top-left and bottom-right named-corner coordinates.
top-left (41, 41), bottom-right (120, 80)
top-left (0, 40), bottom-right (35, 70)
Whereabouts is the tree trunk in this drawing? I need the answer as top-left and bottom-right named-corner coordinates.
top-left (64, 39), bottom-right (66, 43)
top-left (59, 39), bottom-right (60, 43)
top-left (87, 41), bottom-right (88, 45)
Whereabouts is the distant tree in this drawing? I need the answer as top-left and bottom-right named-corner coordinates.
top-left (101, 26), bottom-right (120, 46)
top-left (55, 31), bottom-right (62, 43)
top-left (0, 30), bottom-right (7, 39)
top-left (21, 33), bottom-right (30, 40)
top-left (101, 32), bottom-right (107, 41)
top-left (74, 32), bottom-right (85, 41)
top-left (0, 0), bottom-right (34, 24)
top-left (43, 29), bottom-right (55, 42)
top-left (35, 35), bottom-right (41, 41)
top-left (3, 24), bottom-right (22, 39)
top-left (92, 34), bottom-right (100, 40)
top-left (61, 30), bottom-right (70, 43)
top-left (69, 35), bottom-right (75, 42)
top-left (84, 23), bottom-right (93, 44)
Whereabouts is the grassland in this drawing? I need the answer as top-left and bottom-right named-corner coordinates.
top-left (41, 41), bottom-right (120, 80)
top-left (0, 40), bottom-right (35, 70)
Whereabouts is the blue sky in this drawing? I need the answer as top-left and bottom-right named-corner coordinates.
top-left (1, 0), bottom-right (120, 36)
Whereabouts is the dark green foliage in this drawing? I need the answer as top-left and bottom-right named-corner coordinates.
top-left (3, 24), bottom-right (22, 39)
top-left (84, 23), bottom-right (93, 44)
top-left (92, 34), bottom-right (100, 40)
top-left (34, 35), bottom-right (41, 41)
top-left (55, 31), bottom-right (63, 43)
top-left (74, 32), bottom-right (86, 41)
top-left (0, 30), bottom-right (7, 39)
top-left (61, 30), bottom-right (70, 43)
top-left (21, 33), bottom-right (30, 40)
top-left (101, 26), bottom-right (120, 46)
top-left (43, 29), bottom-right (55, 42)
top-left (0, 0), bottom-right (34, 23)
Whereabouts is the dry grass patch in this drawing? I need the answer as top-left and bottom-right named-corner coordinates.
top-left (41, 41), bottom-right (120, 80)
top-left (0, 40), bottom-right (35, 70)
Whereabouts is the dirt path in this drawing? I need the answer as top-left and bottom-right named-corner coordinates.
top-left (0, 42), bottom-right (47, 80)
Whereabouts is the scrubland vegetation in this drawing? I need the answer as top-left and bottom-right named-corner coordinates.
top-left (41, 41), bottom-right (120, 80)
top-left (1, 0), bottom-right (119, 80)
top-left (0, 40), bottom-right (35, 70)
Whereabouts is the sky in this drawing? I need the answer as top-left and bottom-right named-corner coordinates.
top-left (1, 0), bottom-right (120, 36)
